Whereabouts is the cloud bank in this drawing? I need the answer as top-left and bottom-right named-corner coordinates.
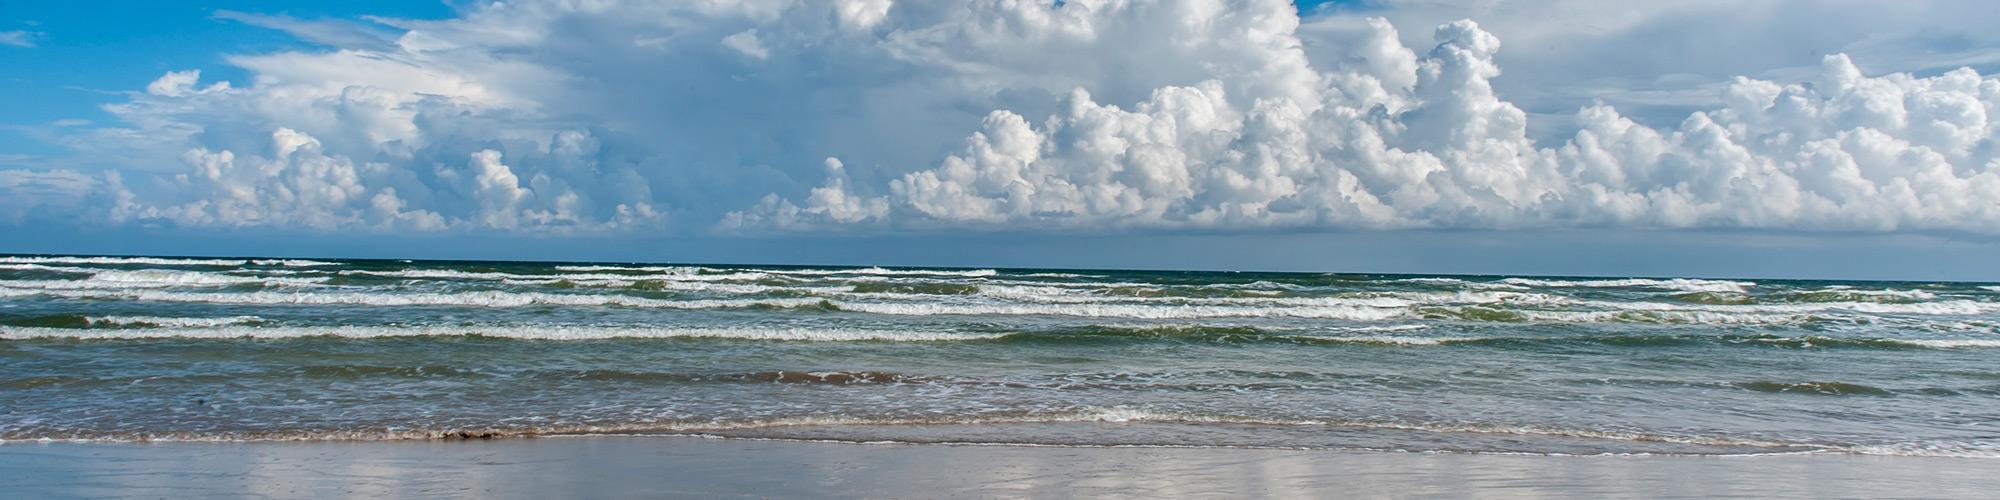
top-left (5, 0), bottom-right (1999, 236)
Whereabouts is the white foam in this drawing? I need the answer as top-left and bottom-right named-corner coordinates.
top-left (767, 267), bottom-right (999, 277)
top-left (1020, 272), bottom-right (1093, 278)
top-left (10, 287), bottom-right (828, 310)
top-left (88, 270), bottom-right (273, 286)
top-left (1336, 324), bottom-right (1432, 333)
top-left (1842, 442), bottom-right (2000, 458)
top-left (830, 301), bottom-right (1412, 320)
top-left (13, 284), bottom-right (1982, 325)
top-left (1391, 277), bottom-right (1467, 285)
top-left (1581, 298), bottom-right (1999, 316)
top-left (84, 316), bottom-right (265, 328)
top-left (0, 263), bottom-right (86, 272)
top-left (503, 278), bottom-right (782, 295)
top-left (250, 259), bottom-right (342, 267)
top-left (553, 265), bottom-right (698, 272)
top-left (0, 324), bottom-right (996, 342)
top-left (338, 269), bottom-right (524, 280)
top-left (1981, 286), bottom-right (2000, 292)
top-left (1783, 288), bottom-right (1939, 301)
top-left (0, 270), bottom-right (327, 290)
top-left (1507, 309), bottom-right (1845, 326)
top-left (501, 278), bottom-right (637, 287)
top-left (1896, 339), bottom-right (2000, 348)
top-left (0, 256), bottom-right (248, 266)
top-left (342, 268), bottom-right (771, 283)
top-left (946, 286), bottom-right (1565, 308)
top-left (1316, 335), bottom-right (1450, 345)
top-left (1501, 277), bottom-right (1756, 293)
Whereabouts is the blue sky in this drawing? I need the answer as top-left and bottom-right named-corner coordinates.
top-left (4, 0), bottom-right (2000, 280)
top-left (0, 2), bottom-right (455, 154)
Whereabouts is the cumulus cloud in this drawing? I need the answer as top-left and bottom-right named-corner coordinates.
top-left (6, 0), bottom-right (1999, 236)
top-left (103, 126), bottom-right (661, 233)
top-left (1300, 0), bottom-right (2000, 132)
top-left (746, 13), bottom-right (2000, 233)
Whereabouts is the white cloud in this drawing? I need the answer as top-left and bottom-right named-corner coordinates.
top-left (0, 30), bottom-right (38, 48)
top-left (1300, 0), bottom-right (2000, 132)
top-left (834, 0), bottom-right (893, 32)
top-left (748, 13), bottom-right (2000, 233)
top-left (144, 70), bottom-right (227, 97)
top-left (106, 127), bottom-right (658, 233)
top-left (5, 0), bottom-right (1999, 237)
top-left (721, 29), bottom-right (770, 60)
top-left (212, 10), bottom-right (402, 51)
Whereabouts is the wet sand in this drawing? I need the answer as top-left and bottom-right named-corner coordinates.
top-left (2, 436), bottom-right (1994, 499)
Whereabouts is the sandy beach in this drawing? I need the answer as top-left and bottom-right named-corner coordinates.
top-left (4, 436), bottom-right (1994, 499)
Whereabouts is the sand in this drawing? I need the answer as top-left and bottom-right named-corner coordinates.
top-left (3, 436), bottom-right (1994, 498)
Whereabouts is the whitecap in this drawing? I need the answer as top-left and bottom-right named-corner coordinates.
top-left (249, 259), bottom-right (343, 267)
top-left (0, 256), bottom-right (248, 266)
top-left (0, 324), bottom-right (996, 342)
top-left (84, 316), bottom-right (266, 328)
top-left (1500, 278), bottom-right (1756, 293)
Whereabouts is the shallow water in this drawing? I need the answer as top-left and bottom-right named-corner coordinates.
top-left (2, 255), bottom-right (1997, 456)
top-left (10, 437), bottom-right (2000, 499)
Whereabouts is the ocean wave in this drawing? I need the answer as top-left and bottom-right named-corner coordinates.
top-left (1843, 442), bottom-right (2000, 458)
top-left (1568, 296), bottom-right (2000, 317)
top-left (551, 265), bottom-right (720, 273)
top-left (1389, 277), bottom-right (1468, 285)
top-left (0, 256), bottom-right (249, 267)
top-left (1500, 277), bottom-right (1757, 293)
top-left (0, 287), bottom-right (1422, 320)
top-left (340, 268), bottom-right (771, 283)
top-left (499, 277), bottom-right (785, 295)
top-left (249, 259), bottom-right (343, 267)
top-left (337, 269), bottom-right (536, 280)
top-left (0, 270), bottom-right (328, 290)
top-left (765, 267), bottom-right (999, 277)
top-left (959, 286), bottom-right (1572, 308)
top-left (1384, 277), bottom-right (1527, 290)
top-left (1007, 327), bottom-right (1999, 349)
top-left (6, 288), bottom-right (834, 309)
top-left (1780, 288), bottom-right (1939, 302)
top-left (1020, 272), bottom-right (1094, 279)
top-left (0, 324), bottom-right (997, 341)
top-left (0, 263), bottom-right (100, 273)
top-left (831, 301), bottom-right (1413, 320)
top-left (8, 285), bottom-right (1993, 326)
top-left (1734, 381), bottom-right (1892, 395)
top-left (84, 316), bottom-right (267, 328)
top-left (1897, 338), bottom-right (2000, 348)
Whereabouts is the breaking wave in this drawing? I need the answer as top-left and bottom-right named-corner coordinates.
top-left (0, 324), bottom-right (997, 341)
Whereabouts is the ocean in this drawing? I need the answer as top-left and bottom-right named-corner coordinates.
top-left (2, 255), bottom-right (1996, 457)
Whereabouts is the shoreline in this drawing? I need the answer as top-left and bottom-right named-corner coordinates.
top-left (5, 435), bottom-right (1996, 498)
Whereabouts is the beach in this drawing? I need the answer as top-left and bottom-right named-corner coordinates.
top-left (4, 256), bottom-right (1998, 496)
top-left (5, 435), bottom-right (1996, 498)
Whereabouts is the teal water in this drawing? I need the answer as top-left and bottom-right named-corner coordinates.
top-left (2, 255), bottom-right (1997, 456)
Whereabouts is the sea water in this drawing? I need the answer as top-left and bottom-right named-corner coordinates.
top-left (2, 255), bottom-right (1996, 456)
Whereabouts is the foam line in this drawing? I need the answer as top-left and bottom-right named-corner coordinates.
top-left (0, 324), bottom-right (998, 341)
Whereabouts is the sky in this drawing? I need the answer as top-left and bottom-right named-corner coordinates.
top-left (4, 0), bottom-right (2000, 280)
